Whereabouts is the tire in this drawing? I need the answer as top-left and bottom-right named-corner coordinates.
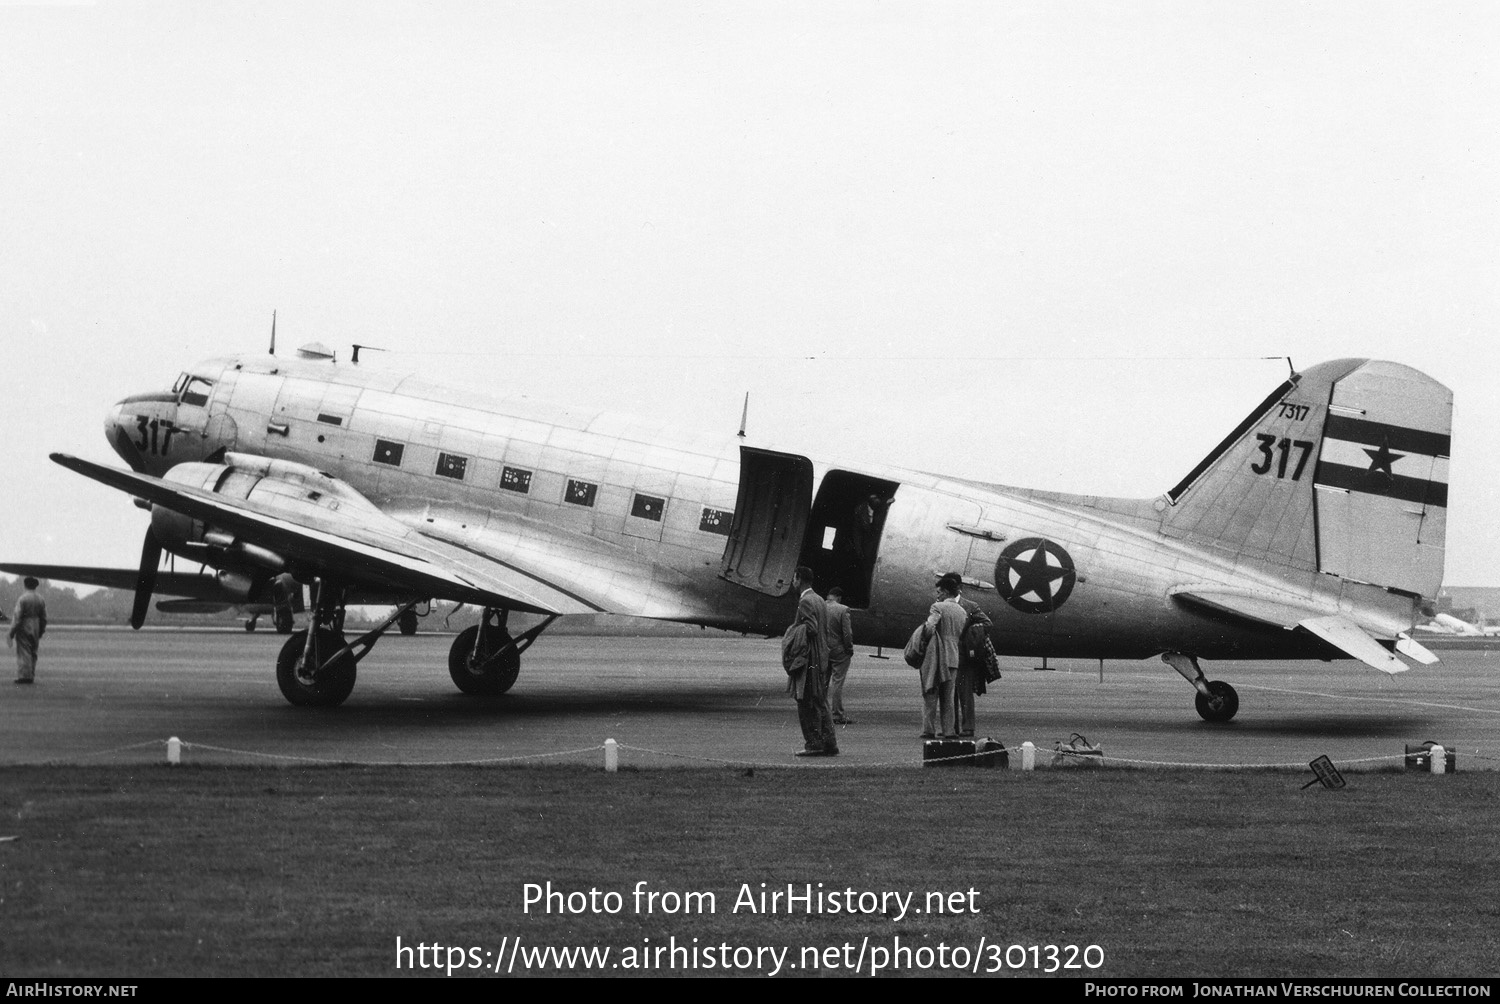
top-left (448, 624), bottom-right (521, 695)
top-left (1194, 680), bottom-right (1239, 723)
top-left (276, 629), bottom-right (357, 707)
top-left (398, 610), bottom-right (419, 636)
top-left (273, 608), bottom-right (295, 634)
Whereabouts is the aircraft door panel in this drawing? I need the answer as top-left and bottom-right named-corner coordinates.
top-left (720, 447), bottom-right (813, 597)
top-left (225, 370), bottom-right (284, 453)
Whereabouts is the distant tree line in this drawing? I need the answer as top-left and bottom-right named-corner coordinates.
top-left (0, 576), bottom-right (135, 624)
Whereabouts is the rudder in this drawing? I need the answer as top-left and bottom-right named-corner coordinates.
top-left (1311, 360), bottom-right (1450, 598)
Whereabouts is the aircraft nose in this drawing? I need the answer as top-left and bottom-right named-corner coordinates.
top-left (105, 400), bottom-right (147, 472)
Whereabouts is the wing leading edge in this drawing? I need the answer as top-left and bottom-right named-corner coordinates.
top-left (49, 453), bottom-right (597, 616)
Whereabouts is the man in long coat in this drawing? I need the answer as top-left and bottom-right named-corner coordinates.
top-left (938, 572), bottom-right (993, 736)
top-left (784, 565), bottom-right (838, 756)
top-left (920, 575), bottom-right (966, 738)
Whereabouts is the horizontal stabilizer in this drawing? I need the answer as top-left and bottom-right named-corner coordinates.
top-left (1172, 586), bottom-right (1410, 673)
top-left (1395, 634), bottom-right (1440, 665)
top-left (1298, 615), bottom-right (1408, 675)
top-left (1170, 587), bottom-right (1316, 630)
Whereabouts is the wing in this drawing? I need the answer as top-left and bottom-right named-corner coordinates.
top-left (0, 564), bottom-right (226, 600)
top-left (51, 453), bottom-right (599, 615)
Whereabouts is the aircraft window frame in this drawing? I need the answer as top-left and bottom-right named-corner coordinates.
top-left (436, 453), bottom-right (468, 481)
top-left (565, 479), bottom-right (598, 507)
top-left (373, 440), bottom-right (405, 467)
top-left (631, 493), bottom-right (666, 522)
top-left (500, 467), bottom-right (532, 494)
top-left (177, 375), bottom-right (215, 408)
top-left (699, 507), bottom-right (733, 535)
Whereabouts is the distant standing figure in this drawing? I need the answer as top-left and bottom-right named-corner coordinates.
top-left (784, 566), bottom-right (838, 757)
top-left (919, 575), bottom-right (966, 738)
top-left (850, 495), bottom-right (893, 562)
top-left (826, 586), bottom-right (856, 724)
top-left (8, 577), bottom-right (47, 685)
top-left (938, 571), bottom-right (992, 737)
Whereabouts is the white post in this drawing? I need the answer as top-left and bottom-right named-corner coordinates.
top-left (604, 738), bottom-right (618, 773)
top-left (1020, 741), bottom-right (1035, 771)
top-left (1430, 744), bottom-right (1447, 774)
top-left (166, 736), bottom-right (181, 766)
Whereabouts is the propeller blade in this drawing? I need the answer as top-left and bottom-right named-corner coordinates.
top-left (131, 528), bottom-right (162, 630)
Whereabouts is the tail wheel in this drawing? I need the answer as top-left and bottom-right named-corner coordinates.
top-left (277, 628), bottom-right (357, 707)
top-left (1194, 680), bottom-right (1240, 723)
top-left (448, 624), bottom-right (521, 695)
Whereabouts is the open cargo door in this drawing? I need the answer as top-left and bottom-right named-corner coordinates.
top-left (719, 447), bottom-right (814, 597)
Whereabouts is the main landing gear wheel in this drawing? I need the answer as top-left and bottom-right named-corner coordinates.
top-left (449, 624), bottom-right (520, 695)
top-left (1194, 680), bottom-right (1240, 723)
top-left (277, 628), bottom-right (357, 707)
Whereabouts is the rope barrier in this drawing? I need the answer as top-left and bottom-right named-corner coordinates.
top-left (614, 742), bottom-right (918, 769)
top-left (6, 737), bottom-right (1495, 771)
top-left (178, 740), bottom-right (607, 767)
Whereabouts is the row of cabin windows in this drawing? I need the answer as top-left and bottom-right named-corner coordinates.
top-left (371, 438), bottom-right (732, 535)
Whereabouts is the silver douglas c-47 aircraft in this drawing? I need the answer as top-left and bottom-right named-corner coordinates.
top-left (39, 348), bottom-right (1450, 717)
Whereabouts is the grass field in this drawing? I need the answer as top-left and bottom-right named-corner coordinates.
top-left (1, 765), bottom-right (1496, 978)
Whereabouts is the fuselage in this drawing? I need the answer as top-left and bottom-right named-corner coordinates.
top-left (104, 352), bottom-right (1421, 659)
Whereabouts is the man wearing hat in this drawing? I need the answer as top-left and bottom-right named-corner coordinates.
top-left (7, 576), bottom-right (47, 685)
top-left (920, 574), bottom-right (967, 738)
top-left (938, 572), bottom-right (993, 736)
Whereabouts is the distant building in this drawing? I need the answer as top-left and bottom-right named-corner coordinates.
top-left (1438, 587), bottom-right (1500, 628)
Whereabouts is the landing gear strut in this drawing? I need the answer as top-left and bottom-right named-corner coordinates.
top-left (1162, 652), bottom-right (1240, 723)
top-left (448, 607), bottom-right (557, 695)
top-left (274, 580), bottom-right (420, 708)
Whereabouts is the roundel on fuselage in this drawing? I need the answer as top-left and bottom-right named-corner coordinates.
top-left (995, 537), bottom-right (1076, 614)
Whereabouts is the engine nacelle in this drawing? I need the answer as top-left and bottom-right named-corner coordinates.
top-left (216, 568), bottom-right (256, 602)
top-left (148, 456), bottom-right (385, 573)
top-left (149, 460), bottom-right (285, 569)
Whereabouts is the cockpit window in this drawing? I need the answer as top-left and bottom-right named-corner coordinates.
top-left (175, 374), bottom-right (215, 408)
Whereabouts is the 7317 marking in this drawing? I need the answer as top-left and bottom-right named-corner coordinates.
top-left (1250, 435), bottom-right (1313, 480)
top-left (1275, 401), bottom-right (1311, 422)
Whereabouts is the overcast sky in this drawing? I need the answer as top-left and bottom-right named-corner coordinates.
top-left (2, 2), bottom-right (1495, 585)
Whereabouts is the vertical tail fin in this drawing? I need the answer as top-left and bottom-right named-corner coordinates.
top-left (1163, 359), bottom-right (1450, 598)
